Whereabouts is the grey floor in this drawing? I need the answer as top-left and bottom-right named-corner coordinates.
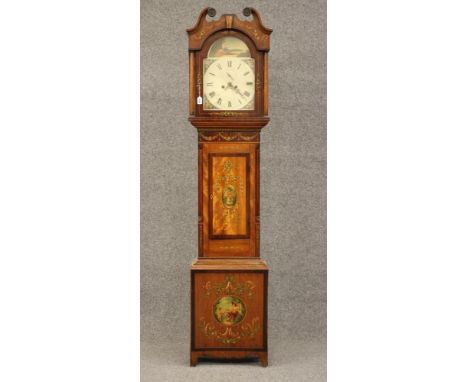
top-left (141, 338), bottom-right (326, 382)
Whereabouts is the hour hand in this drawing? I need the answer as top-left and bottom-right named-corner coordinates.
top-left (227, 73), bottom-right (235, 81)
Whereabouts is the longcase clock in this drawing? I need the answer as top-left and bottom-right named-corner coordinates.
top-left (187, 7), bottom-right (272, 367)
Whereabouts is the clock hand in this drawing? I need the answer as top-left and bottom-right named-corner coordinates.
top-left (224, 82), bottom-right (241, 96)
top-left (232, 85), bottom-right (245, 99)
top-left (227, 73), bottom-right (235, 81)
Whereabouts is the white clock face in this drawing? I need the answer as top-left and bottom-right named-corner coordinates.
top-left (203, 56), bottom-right (255, 111)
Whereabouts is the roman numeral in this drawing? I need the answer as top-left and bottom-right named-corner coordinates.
top-left (217, 98), bottom-right (222, 105)
top-left (217, 63), bottom-right (222, 70)
top-left (244, 91), bottom-right (250, 97)
top-left (243, 71), bottom-right (250, 76)
top-left (209, 72), bottom-right (215, 76)
top-left (246, 82), bottom-right (253, 86)
top-left (209, 91), bottom-right (215, 98)
top-left (206, 82), bottom-right (213, 86)
top-left (237, 63), bottom-right (241, 70)
top-left (227, 61), bottom-right (232, 68)
top-left (238, 99), bottom-right (242, 104)
top-left (228, 101), bottom-right (232, 107)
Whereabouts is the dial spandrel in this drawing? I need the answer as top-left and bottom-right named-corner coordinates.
top-left (203, 56), bottom-right (255, 111)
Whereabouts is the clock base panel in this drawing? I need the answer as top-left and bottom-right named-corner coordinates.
top-left (190, 259), bottom-right (268, 367)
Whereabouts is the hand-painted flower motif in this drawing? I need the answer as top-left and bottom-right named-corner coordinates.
top-left (203, 275), bottom-right (255, 298)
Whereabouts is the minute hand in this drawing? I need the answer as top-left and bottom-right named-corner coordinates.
top-left (232, 86), bottom-right (245, 99)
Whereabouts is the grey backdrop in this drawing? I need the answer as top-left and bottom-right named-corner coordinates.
top-left (141, 1), bottom-right (326, 380)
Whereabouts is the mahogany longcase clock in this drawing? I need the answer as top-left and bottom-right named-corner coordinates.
top-left (187, 7), bottom-right (272, 367)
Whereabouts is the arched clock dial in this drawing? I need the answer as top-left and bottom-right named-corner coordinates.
top-left (203, 56), bottom-right (255, 111)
